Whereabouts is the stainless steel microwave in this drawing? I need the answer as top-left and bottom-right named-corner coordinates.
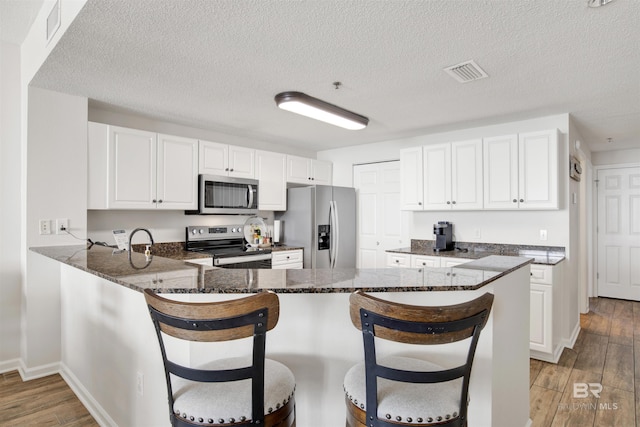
top-left (187, 175), bottom-right (259, 215)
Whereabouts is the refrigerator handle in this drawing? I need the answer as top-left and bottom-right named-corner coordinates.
top-left (330, 200), bottom-right (339, 268)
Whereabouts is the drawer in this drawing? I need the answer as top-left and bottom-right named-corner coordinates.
top-left (530, 265), bottom-right (553, 285)
top-left (386, 253), bottom-right (410, 268)
top-left (272, 250), bottom-right (303, 266)
top-left (411, 255), bottom-right (441, 268)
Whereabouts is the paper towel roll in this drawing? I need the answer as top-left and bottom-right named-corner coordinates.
top-left (273, 220), bottom-right (281, 243)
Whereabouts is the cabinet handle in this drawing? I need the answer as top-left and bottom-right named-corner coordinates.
top-left (311, 177), bottom-right (315, 180)
top-left (158, 199), bottom-right (163, 203)
top-left (418, 202), bottom-right (422, 205)
top-left (447, 201), bottom-right (451, 205)
top-left (376, 241), bottom-right (380, 246)
top-left (520, 199), bottom-right (524, 203)
top-left (452, 201), bottom-right (456, 205)
top-left (395, 259), bottom-right (399, 263)
top-left (152, 199), bottom-right (157, 203)
top-left (230, 168), bottom-right (234, 172)
top-left (421, 262), bottom-right (426, 266)
top-left (225, 168), bottom-right (229, 171)
top-left (513, 199), bottom-right (518, 203)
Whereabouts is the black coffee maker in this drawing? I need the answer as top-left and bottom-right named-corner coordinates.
top-left (433, 221), bottom-right (454, 252)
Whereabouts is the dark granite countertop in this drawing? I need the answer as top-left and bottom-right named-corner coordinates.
top-left (31, 244), bottom-right (532, 294)
top-left (386, 240), bottom-right (565, 265)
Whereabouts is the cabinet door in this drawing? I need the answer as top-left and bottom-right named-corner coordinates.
top-left (108, 126), bottom-right (157, 209)
top-left (156, 134), bottom-right (198, 210)
top-left (228, 145), bottom-right (255, 179)
top-left (286, 155), bottom-right (312, 184)
top-left (199, 140), bottom-right (228, 175)
top-left (518, 130), bottom-right (559, 210)
top-left (451, 139), bottom-right (483, 210)
top-left (255, 150), bottom-right (286, 211)
top-left (400, 146), bottom-right (424, 210)
top-left (483, 134), bottom-right (519, 210)
top-left (530, 283), bottom-right (553, 353)
top-left (423, 143), bottom-right (452, 210)
top-left (312, 160), bottom-right (333, 185)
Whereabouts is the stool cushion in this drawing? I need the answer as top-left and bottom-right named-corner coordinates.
top-left (172, 357), bottom-right (295, 424)
top-left (344, 356), bottom-right (462, 424)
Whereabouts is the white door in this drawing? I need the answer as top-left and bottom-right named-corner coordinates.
top-left (311, 160), bottom-right (333, 185)
top-left (354, 161), bottom-right (402, 268)
top-left (518, 129), bottom-right (559, 209)
top-left (286, 155), bottom-right (312, 184)
top-left (483, 134), bottom-right (519, 210)
top-left (597, 167), bottom-right (640, 300)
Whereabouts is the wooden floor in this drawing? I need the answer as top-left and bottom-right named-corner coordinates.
top-left (1, 297), bottom-right (637, 426)
top-left (530, 297), bottom-right (639, 427)
top-left (0, 371), bottom-right (98, 426)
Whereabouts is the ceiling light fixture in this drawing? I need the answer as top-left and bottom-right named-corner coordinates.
top-left (274, 91), bottom-right (369, 130)
top-left (588, 0), bottom-right (615, 7)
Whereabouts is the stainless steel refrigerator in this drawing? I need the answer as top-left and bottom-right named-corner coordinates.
top-left (276, 185), bottom-right (356, 269)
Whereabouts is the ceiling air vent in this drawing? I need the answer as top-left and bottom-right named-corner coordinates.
top-left (46, 0), bottom-right (61, 43)
top-left (444, 60), bottom-right (488, 83)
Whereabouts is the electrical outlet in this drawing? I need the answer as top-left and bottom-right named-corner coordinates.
top-left (39, 219), bottom-right (51, 235)
top-left (539, 229), bottom-right (548, 241)
top-left (136, 371), bottom-right (144, 396)
top-left (56, 218), bottom-right (69, 235)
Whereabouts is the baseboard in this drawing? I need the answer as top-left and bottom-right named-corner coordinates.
top-left (530, 346), bottom-right (562, 364)
top-left (18, 359), bottom-right (60, 381)
top-left (60, 363), bottom-right (117, 427)
top-left (0, 358), bottom-right (21, 374)
top-left (564, 323), bottom-right (581, 349)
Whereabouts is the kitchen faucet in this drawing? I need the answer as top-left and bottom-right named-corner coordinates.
top-left (128, 228), bottom-right (154, 261)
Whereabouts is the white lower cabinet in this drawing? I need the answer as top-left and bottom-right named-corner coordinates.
top-left (386, 252), bottom-right (411, 268)
top-left (529, 263), bottom-right (562, 361)
top-left (411, 255), bottom-right (441, 268)
top-left (272, 249), bottom-right (303, 269)
top-left (530, 282), bottom-right (553, 354)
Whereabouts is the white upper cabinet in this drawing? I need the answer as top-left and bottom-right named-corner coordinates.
top-left (199, 140), bottom-right (255, 179)
top-left (401, 139), bottom-right (483, 211)
top-left (399, 146), bottom-right (424, 210)
top-left (88, 123), bottom-right (198, 210)
top-left (422, 143), bottom-right (452, 210)
top-left (450, 139), bottom-right (483, 210)
top-left (518, 130), bottom-right (559, 209)
top-left (483, 134), bottom-right (519, 209)
top-left (484, 130), bottom-right (559, 210)
top-left (286, 155), bottom-right (332, 185)
top-left (156, 133), bottom-right (199, 209)
top-left (255, 150), bottom-right (287, 211)
top-left (108, 125), bottom-right (157, 209)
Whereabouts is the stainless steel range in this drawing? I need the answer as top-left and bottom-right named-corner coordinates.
top-left (185, 225), bottom-right (272, 268)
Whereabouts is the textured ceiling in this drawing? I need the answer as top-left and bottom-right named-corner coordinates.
top-left (0, 0), bottom-right (44, 44)
top-left (29, 0), bottom-right (640, 153)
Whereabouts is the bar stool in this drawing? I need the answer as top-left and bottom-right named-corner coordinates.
top-left (144, 289), bottom-right (296, 427)
top-left (343, 291), bottom-right (494, 427)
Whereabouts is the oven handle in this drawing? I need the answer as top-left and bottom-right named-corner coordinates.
top-left (214, 253), bottom-right (271, 266)
top-left (247, 184), bottom-right (254, 208)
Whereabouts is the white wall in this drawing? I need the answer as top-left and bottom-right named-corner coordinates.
top-left (21, 87), bottom-right (88, 376)
top-left (319, 114), bottom-right (572, 247)
top-left (592, 148), bottom-right (640, 166)
top-left (0, 41), bottom-right (23, 368)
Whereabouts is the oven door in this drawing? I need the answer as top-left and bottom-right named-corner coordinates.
top-left (214, 253), bottom-right (272, 269)
top-left (199, 175), bottom-right (259, 214)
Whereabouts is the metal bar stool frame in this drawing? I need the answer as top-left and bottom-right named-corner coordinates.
top-left (144, 289), bottom-right (295, 427)
top-left (346, 291), bottom-right (494, 427)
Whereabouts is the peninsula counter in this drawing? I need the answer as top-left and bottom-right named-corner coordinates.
top-left (32, 244), bottom-right (532, 427)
